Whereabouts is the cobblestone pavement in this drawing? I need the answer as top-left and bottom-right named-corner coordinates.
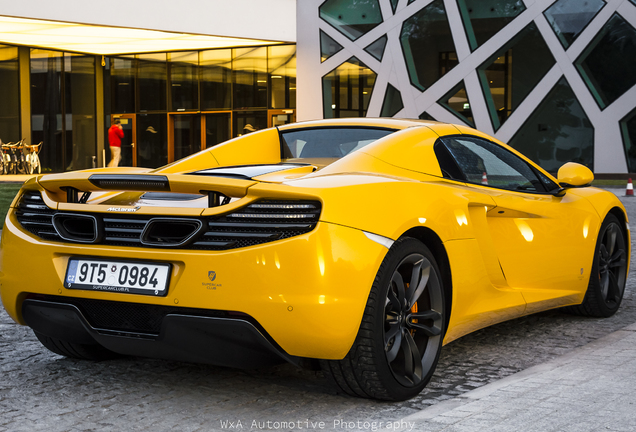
top-left (1, 189), bottom-right (635, 432)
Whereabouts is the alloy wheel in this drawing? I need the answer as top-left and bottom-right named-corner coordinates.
top-left (598, 222), bottom-right (627, 308)
top-left (384, 253), bottom-right (443, 387)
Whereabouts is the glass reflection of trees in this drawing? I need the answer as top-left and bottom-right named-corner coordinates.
top-left (509, 78), bottom-right (594, 173)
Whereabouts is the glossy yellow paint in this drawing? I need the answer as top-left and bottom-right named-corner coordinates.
top-left (558, 162), bottom-right (595, 187)
top-left (0, 118), bottom-right (630, 360)
top-left (1, 214), bottom-right (387, 359)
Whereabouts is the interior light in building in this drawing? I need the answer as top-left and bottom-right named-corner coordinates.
top-left (271, 75), bottom-right (283, 79)
top-left (0, 15), bottom-right (284, 55)
top-left (463, 103), bottom-right (470, 110)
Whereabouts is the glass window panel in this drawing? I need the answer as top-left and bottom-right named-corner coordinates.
top-left (65, 54), bottom-right (96, 171)
top-left (390, 0), bottom-right (398, 13)
top-left (137, 114), bottom-right (167, 168)
top-left (575, 13), bottom-right (636, 109)
top-left (320, 30), bottom-right (343, 62)
top-left (233, 111), bottom-right (267, 138)
top-left (205, 113), bottom-right (231, 148)
top-left (400, 0), bottom-right (457, 91)
top-left (169, 51), bottom-right (199, 111)
top-left (233, 47), bottom-right (267, 109)
top-left (282, 127), bottom-right (395, 159)
top-left (200, 49), bottom-right (232, 110)
top-left (116, 116), bottom-right (135, 167)
top-left (419, 112), bottom-right (436, 121)
top-left (31, 49), bottom-right (63, 173)
top-left (109, 56), bottom-right (136, 113)
top-left (138, 53), bottom-right (167, 111)
top-left (457, 0), bottom-right (526, 51)
top-left (0, 45), bottom-right (20, 143)
top-left (322, 57), bottom-right (376, 118)
top-left (544, 0), bottom-right (605, 49)
top-left (364, 35), bottom-right (388, 61)
top-left (319, 0), bottom-right (383, 41)
top-left (173, 114), bottom-right (201, 160)
top-left (438, 81), bottom-right (474, 127)
top-left (380, 84), bottom-right (403, 117)
top-left (508, 77), bottom-right (594, 173)
top-left (442, 136), bottom-right (543, 192)
top-left (269, 45), bottom-right (296, 109)
top-left (478, 23), bottom-right (556, 130)
top-left (620, 107), bottom-right (636, 172)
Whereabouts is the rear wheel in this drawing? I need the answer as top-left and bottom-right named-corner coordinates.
top-left (321, 238), bottom-right (445, 401)
top-left (568, 214), bottom-right (628, 317)
top-left (34, 331), bottom-right (120, 361)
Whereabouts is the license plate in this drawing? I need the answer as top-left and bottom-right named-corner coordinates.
top-left (65, 258), bottom-right (171, 296)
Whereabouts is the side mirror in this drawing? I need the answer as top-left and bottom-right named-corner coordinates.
top-left (557, 162), bottom-right (594, 188)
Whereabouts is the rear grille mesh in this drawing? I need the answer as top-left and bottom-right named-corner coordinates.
top-left (15, 191), bottom-right (321, 250)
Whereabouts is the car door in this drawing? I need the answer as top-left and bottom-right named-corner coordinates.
top-left (437, 135), bottom-right (600, 311)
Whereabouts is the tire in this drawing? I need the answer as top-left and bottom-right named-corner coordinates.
top-left (567, 214), bottom-right (628, 317)
top-left (321, 237), bottom-right (445, 401)
top-left (33, 331), bottom-right (120, 361)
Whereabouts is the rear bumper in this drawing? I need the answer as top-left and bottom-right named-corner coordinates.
top-left (1, 210), bottom-right (389, 360)
top-left (23, 297), bottom-right (296, 368)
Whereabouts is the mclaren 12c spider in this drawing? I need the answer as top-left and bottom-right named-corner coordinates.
top-left (0, 118), bottom-right (630, 401)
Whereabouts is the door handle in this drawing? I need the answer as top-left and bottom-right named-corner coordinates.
top-left (131, 142), bottom-right (135, 148)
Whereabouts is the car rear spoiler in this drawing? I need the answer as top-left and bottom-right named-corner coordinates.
top-left (36, 172), bottom-right (256, 207)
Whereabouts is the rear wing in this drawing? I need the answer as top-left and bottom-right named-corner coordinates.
top-left (36, 172), bottom-right (255, 207)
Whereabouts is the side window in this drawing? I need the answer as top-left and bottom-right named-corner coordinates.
top-left (440, 136), bottom-right (546, 193)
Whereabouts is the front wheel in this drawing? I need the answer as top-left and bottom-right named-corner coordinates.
top-left (321, 237), bottom-right (445, 401)
top-left (568, 213), bottom-right (628, 317)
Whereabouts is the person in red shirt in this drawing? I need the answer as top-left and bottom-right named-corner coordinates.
top-left (107, 119), bottom-right (124, 167)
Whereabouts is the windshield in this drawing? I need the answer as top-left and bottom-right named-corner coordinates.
top-left (280, 127), bottom-right (396, 160)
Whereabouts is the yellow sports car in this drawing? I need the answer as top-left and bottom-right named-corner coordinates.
top-left (0, 118), bottom-right (629, 401)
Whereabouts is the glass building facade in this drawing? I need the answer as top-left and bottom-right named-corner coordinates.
top-left (308, 0), bottom-right (636, 173)
top-left (0, 45), bottom-right (20, 145)
top-left (0, 43), bottom-right (297, 172)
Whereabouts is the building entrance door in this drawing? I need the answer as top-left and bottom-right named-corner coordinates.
top-left (111, 114), bottom-right (136, 167)
top-left (168, 112), bottom-right (232, 162)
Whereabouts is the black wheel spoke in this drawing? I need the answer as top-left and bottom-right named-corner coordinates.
top-left (401, 331), bottom-right (423, 384)
top-left (606, 271), bottom-right (622, 303)
top-left (609, 249), bottom-right (626, 268)
top-left (407, 259), bottom-right (430, 308)
top-left (385, 324), bottom-right (402, 362)
top-left (386, 288), bottom-right (401, 313)
top-left (409, 321), bottom-right (442, 337)
top-left (391, 271), bottom-right (406, 307)
top-left (410, 310), bottom-right (442, 321)
top-left (605, 225), bottom-right (617, 257)
top-left (600, 269), bottom-right (610, 300)
top-left (599, 244), bottom-right (609, 265)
